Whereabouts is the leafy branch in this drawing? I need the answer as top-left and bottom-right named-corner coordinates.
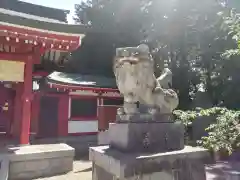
top-left (174, 107), bottom-right (240, 154)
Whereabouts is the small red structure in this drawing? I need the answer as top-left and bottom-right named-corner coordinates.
top-left (31, 72), bottom-right (122, 138)
top-left (0, 2), bottom-right (86, 144)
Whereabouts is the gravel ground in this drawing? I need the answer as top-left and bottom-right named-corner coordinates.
top-left (33, 160), bottom-right (239, 180)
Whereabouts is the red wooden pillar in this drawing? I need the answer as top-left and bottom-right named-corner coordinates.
top-left (20, 56), bottom-right (33, 144)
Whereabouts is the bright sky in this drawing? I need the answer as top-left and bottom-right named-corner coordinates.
top-left (20, 0), bottom-right (82, 24)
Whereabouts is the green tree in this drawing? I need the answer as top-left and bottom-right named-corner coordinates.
top-left (71, 0), bottom-right (144, 77)
top-left (216, 5), bottom-right (240, 108)
top-left (72, 0), bottom-right (240, 109)
top-left (138, 0), bottom-right (228, 108)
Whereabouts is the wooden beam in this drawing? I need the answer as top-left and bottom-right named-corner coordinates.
top-left (48, 83), bottom-right (120, 93)
top-left (0, 52), bottom-right (32, 62)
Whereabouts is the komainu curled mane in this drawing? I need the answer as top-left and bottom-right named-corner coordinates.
top-left (114, 44), bottom-right (179, 115)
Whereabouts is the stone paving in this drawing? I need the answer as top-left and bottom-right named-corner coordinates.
top-left (33, 157), bottom-right (239, 180)
top-left (34, 160), bottom-right (92, 180)
top-left (206, 161), bottom-right (240, 180)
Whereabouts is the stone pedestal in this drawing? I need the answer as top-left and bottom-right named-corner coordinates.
top-left (0, 154), bottom-right (9, 180)
top-left (109, 121), bottom-right (184, 153)
top-left (98, 131), bottom-right (110, 145)
top-left (7, 143), bottom-right (74, 180)
top-left (92, 113), bottom-right (209, 180)
top-left (90, 146), bottom-right (209, 180)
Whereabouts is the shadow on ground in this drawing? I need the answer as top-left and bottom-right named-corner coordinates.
top-left (206, 161), bottom-right (240, 180)
top-left (75, 167), bottom-right (92, 173)
top-left (75, 152), bottom-right (90, 161)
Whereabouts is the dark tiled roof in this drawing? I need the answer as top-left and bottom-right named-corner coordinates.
top-left (47, 72), bottom-right (117, 89)
top-left (0, 0), bottom-right (69, 22)
top-left (0, 8), bottom-right (90, 34)
top-left (0, 8), bottom-right (66, 24)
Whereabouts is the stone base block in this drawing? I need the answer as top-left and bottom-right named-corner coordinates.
top-left (0, 154), bottom-right (9, 180)
top-left (109, 121), bottom-right (184, 153)
top-left (8, 143), bottom-right (74, 180)
top-left (98, 131), bottom-right (110, 145)
top-left (89, 145), bottom-right (210, 180)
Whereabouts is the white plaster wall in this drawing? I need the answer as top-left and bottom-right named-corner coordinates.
top-left (68, 121), bottom-right (98, 133)
top-left (69, 90), bottom-right (98, 96)
top-left (101, 92), bottom-right (121, 98)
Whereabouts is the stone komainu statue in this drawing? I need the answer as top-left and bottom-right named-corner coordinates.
top-left (114, 44), bottom-right (179, 115)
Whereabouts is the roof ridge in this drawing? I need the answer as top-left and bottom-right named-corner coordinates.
top-left (17, 0), bottom-right (70, 13)
top-left (0, 0), bottom-right (69, 22)
top-left (0, 8), bottom-right (67, 24)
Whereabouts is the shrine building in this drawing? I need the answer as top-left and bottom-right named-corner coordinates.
top-left (0, 0), bottom-right (121, 146)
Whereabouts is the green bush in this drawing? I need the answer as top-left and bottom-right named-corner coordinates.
top-left (173, 110), bottom-right (197, 127)
top-left (198, 110), bottom-right (240, 155)
top-left (173, 107), bottom-right (240, 155)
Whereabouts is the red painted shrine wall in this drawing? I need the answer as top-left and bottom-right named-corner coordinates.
top-left (32, 93), bottom-right (66, 138)
top-left (0, 84), bottom-right (15, 135)
top-left (98, 97), bottom-right (123, 131)
top-left (58, 94), bottom-right (69, 136)
top-left (31, 91), bottom-right (122, 138)
top-left (69, 95), bottom-right (98, 121)
top-left (31, 93), bottom-right (40, 135)
top-left (98, 106), bottom-right (118, 131)
top-left (12, 84), bottom-right (23, 138)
